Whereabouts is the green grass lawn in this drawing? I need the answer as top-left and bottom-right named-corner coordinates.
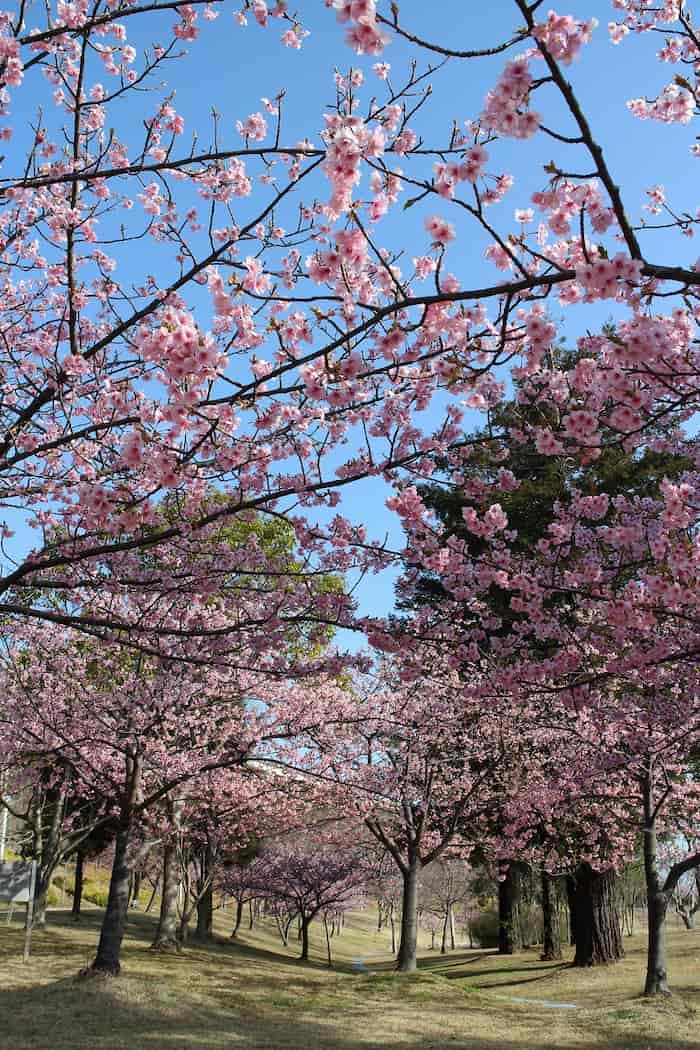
top-left (0, 903), bottom-right (698, 1050)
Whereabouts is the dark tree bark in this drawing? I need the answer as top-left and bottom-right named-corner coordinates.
top-left (389, 900), bottom-right (397, 955)
top-left (144, 878), bottom-right (159, 914)
top-left (541, 872), bottom-right (562, 961)
top-left (571, 864), bottom-right (624, 968)
top-left (71, 849), bottom-right (85, 921)
top-left (640, 811), bottom-right (700, 997)
top-left (89, 824), bottom-right (133, 975)
top-left (323, 913), bottom-right (333, 968)
top-left (566, 874), bottom-right (577, 947)
top-left (642, 769), bottom-right (670, 996)
top-left (230, 897), bottom-right (245, 939)
top-left (151, 842), bottom-right (181, 952)
top-left (441, 909), bottom-right (449, 954)
top-left (130, 869), bottom-right (142, 907)
top-left (194, 841), bottom-right (214, 939)
top-left (88, 752), bottom-right (143, 976)
top-left (397, 858), bottom-right (420, 972)
top-left (33, 888), bottom-right (48, 928)
top-left (196, 883), bottom-right (213, 939)
top-left (498, 862), bottom-right (526, 955)
top-left (300, 912), bottom-right (311, 961)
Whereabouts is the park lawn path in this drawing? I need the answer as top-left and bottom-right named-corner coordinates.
top-left (0, 907), bottom-right (698, 1050)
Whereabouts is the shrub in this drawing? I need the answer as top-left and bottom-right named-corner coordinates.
top-left (469, 908), bottom-right (500, 948)
top-left (83, 886), bottom-right (110, 908)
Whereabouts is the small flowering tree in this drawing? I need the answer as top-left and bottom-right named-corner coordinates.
top-left (244, 837), bottom-right (366, 962)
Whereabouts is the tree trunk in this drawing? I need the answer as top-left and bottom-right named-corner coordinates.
top-left (151, 843), bottom-right (181, 952)
top-left (498, 863), bottom-right (525, 954)
top-left (179, 910), bottom-right (190, 946)
top-left (677, 906), bottom-right (695, 931)
top-left (88, 753), bottom-right (142, 976)
top-left (33, 886), bottom-right (48, 929)
top-left (390, 901), bottom-right (396, 955)
top-left (566, 874), bottom-right (577, 946)
top-left (449, 904), bottom-right (456, 950)
top-left (196, 884), bottom-right (213, 939)
top-left (541, 872), bottom-right (562, 961)
top-left (643, 775), bottom-right (670, 996)
top-left (230, 897), bottom-right (244, 939)
top-left (300, 913), bottom-right (311, 961)
top-left (130, 869), bottom-right (142, 908)
top-left (324, 914), bottom-right (333, 968)
top-left (144, 878), bottom-right (159, 914)
top-left (89, 824), bottom-right (133, 975)
top-left (72, 850), bottom-right (85, 921)
top-left (397, 859), bottom-right (419, 972)
top-left (572, 864), bottom-right (624, 968)
top-left (194, 842), bottom-right (214, 940)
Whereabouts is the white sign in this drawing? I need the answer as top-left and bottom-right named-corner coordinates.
top-left (0, 862), bottom-right (36, 904)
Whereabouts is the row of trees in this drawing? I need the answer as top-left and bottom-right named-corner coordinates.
top-left (1, 0), bottom-right (700, 1007)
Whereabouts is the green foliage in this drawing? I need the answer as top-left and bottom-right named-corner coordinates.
top-left (468, 907), bottom-right (500, 948)
top-left (82, 883), bottom-right (110, 908)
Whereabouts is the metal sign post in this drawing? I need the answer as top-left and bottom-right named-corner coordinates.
top-left (0, 861), bottom-right (38, 961)
top-left (23, 862), bottom-right (36, 962)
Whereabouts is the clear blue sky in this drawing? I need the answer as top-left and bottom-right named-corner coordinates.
top-left (10, 1), bottom-right (698, 633)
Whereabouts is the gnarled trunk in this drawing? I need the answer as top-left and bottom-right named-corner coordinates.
top-left (566, 874), bottom-right (577, 946)
top-left (33, 885), bottom-right (48, 929)
top-left (396, 858), bottom-right (419, 972)
top-left (195, 841), bottom-right (214, 940)
top-left (151, 842), bottom-right (181, 952)
top-left (130, 869), bottom-right (142, 908)
top-left (88, 752), bottom-right (142, 976)
top-left (541, 872), bottom-right (562, 961)
top-left (230, 897), bottom-right (244, 939)
top-left (90, 823), bottom-right (133, 975)
top-left (71, 849), bottom-right (84, 921)
top-left (571, 863), bottom-right (623, 968)
top-left (642, 772), bottom-right (670, 996)
top-left (498, 862), bottom-right (526, 955)
top-left (299, 912), bottom-right (311, 961)
top-left (196, 883), bottom-right (213, 939)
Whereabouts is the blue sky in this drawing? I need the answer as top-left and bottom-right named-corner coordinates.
top-left (8, 0), bottom-right (699, 635)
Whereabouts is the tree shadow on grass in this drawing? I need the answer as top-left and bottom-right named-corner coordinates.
top-left (0, 975), bottom-right (698, 1050)
top-left (1, 917), bottom-right (698, 1050)
top-left (438, 963), bottom-right (571, 988)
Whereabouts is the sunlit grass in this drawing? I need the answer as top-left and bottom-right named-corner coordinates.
top-left (0, 903), bottom-right (698, 1049)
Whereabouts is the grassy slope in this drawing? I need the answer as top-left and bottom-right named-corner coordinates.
top-left (0, 903), bottom-right (698, 1050)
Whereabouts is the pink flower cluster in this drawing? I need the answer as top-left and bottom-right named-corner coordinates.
top-left (481, 57), bottom-right (540, 140)
top-left (334, 0), bottom-right (389, 56)
top-left (576, 253), bottom-right (643, 301)
top-left (531, 180), bottom-right (615, 237)
top-left (424, 215), bottom-right (456, 244)
top-left (322, 114), bottom-right (385, 215)
top-left (236, 111), bottom-right (268, 141)
top-left (433, 145), bottom-right (489, 198)
top-left (533, 11), bottom-right (598, 65)
top-left (462, 503), bottom-right (509, 538)
top-left (627, 83), bottom-right (695, 124)
top-left (134, 306), bottom-right (221, 389)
